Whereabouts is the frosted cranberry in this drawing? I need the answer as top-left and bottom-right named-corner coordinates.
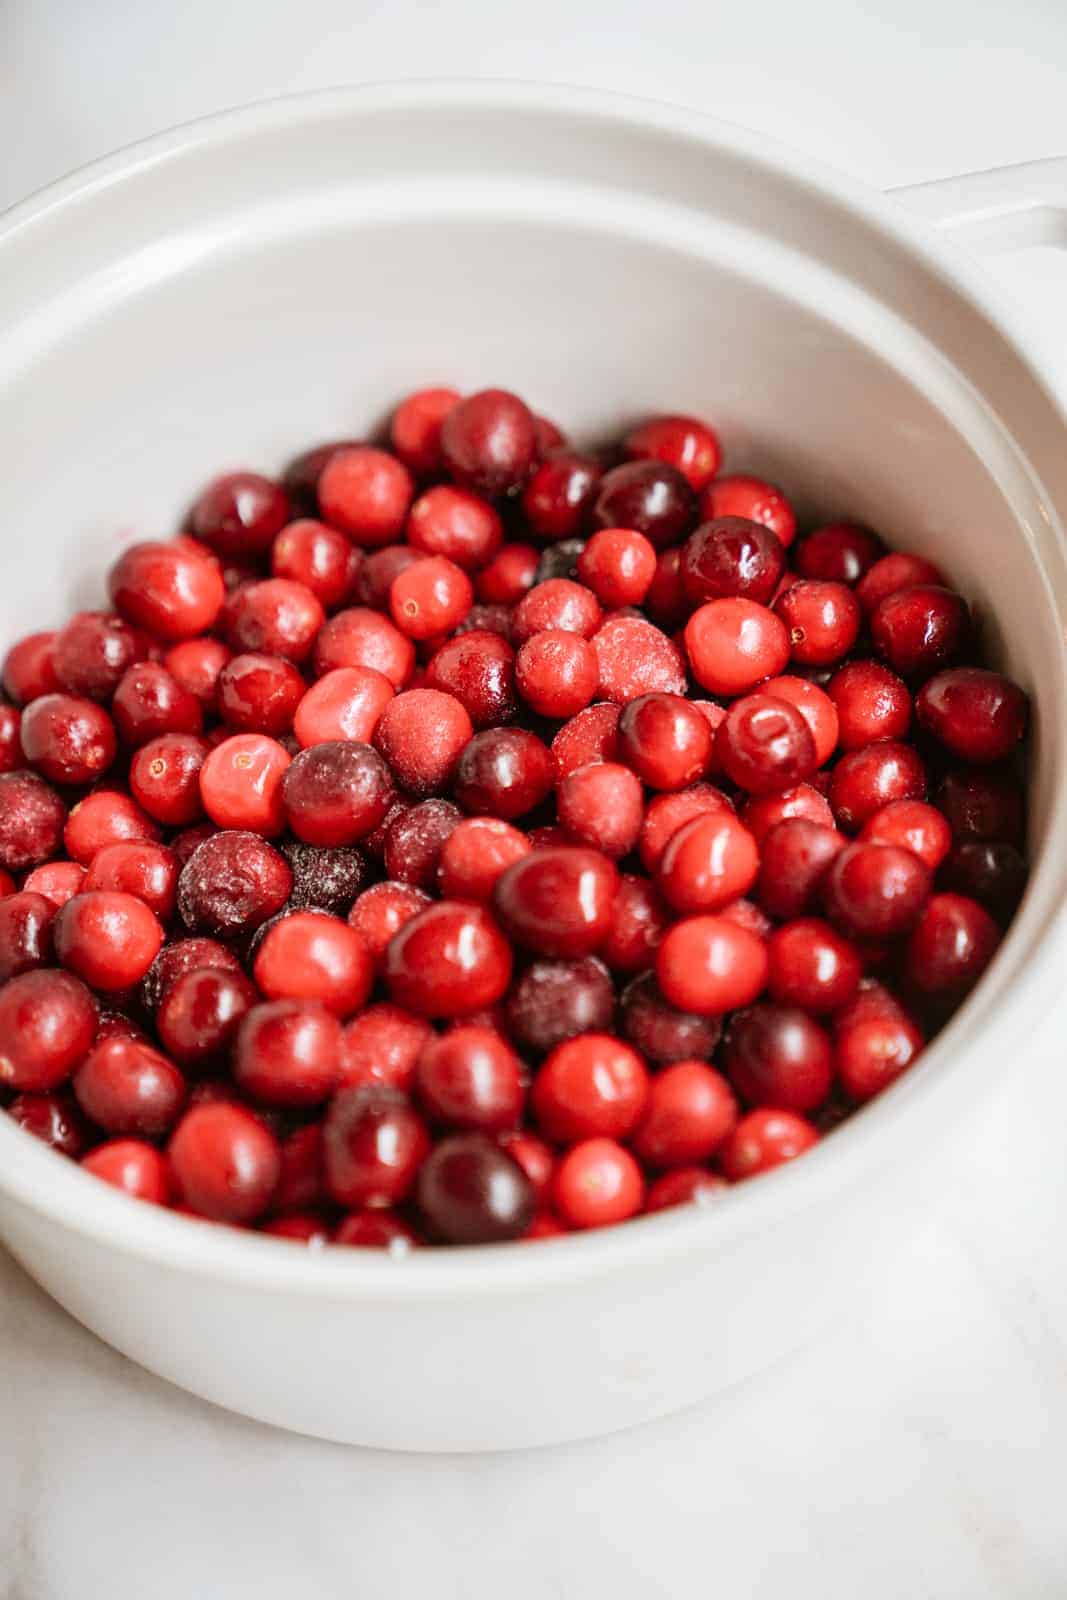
top-left (0, 969), bottom-right (97, 1090)
top-left (23, 861), bottom-right (85, 909)
top-left (169, 1102), bottom-right (281, 1222)
top-left (550, 702), bottom-right (621, 780)
top-left (532, 1033), bottom-right (648, 1142)
top-left (553, 1138), bottom-right (644, 1229)
top-left (215, 654), bottom-right (302, 738)
top-left (313, 606), bottom-right (414, 689)
top-left (476, 543), bottom-right (539, 605)
top-left (795, 521), bottom-right (883, 584)
top-left (937, 767), bottom-right (1024, 845)
top-left (407, 485), bottom-right (503, 570)
top-left (279, 840), bottom-right (366, 915)
top-left (292, 667), bottom-right (392, 749)
top-left (632, 1061), bottom-right (737, 1168)
top-left (177, 830), bottom-right (292, 936)
top-left (829, 740), bottom-right (926, 831)
top-left (940, 841), bottom-right (1026, 923)
top-left (191, 471), bottom-right (290, 557)
top-left (54, 890), bottom-right (163, 991)
top-left (373, 689), bottom-right (473, 800)
top-left (715, 694), bottom-right (817, 795)
top-left (82, 1139), bottom-right (171, 1204)
top-left (415, 1026), bottom-right (525, 1132)
top-left (720, 1108), bottom-right (818, 1179)
top-left (333, 1210), bottom-right (418, 1249)
top-left (200, 733), bottom-right (290, 834)
top-left (157, 968), bottom-right (258, 1070)
top-left (390, 386), bottom-right (460, 475)
top-left (324, 1086), bottom-right (430, 1207)
top-left (232, 999), bottom-right (343, 1106)
top-left (556, 761), bottom-right (641, 859)
top-left (389, 557), bottom-right (473, 642)
top-left (440, 388), bottom-right (537, 498)
top-left (680, 517), bottom-right (784, 606)
top-left (504, 955), bottom-right (614, 1056)
top-left (253, 911), bottom-right (372, 1017)
top-left (619, 971), bottom-right (722, 1064)
top-left (826, 659), bottom-right (911, 750)
top-left (0, 891), bottom-right (54, 980)
top-left (822, 841), bottom-right (930, 938)
top-left (108, 539), bottom-right (225, 640)
top-left (128, 733), bottom-right (208, 827)
top-left (417, 1132), bottom-right (534, 1243)
top-left (438, 817), bottom-right (530, 902)
top-left (348, 881), bottom-right (431, 966)
top-left (20, 694), bottom-right (116, 785)
top-left (699, 473), bottom-right (796, 547)
top-left (905, 892), bottom-right (1000, 1001)
top-left (340, 1003), bottom-right (432, 1092)
top-left (657, 811), bottom-right (760, 915)
top-left (656, 915), bottom-right (768, 1016)
top-left (600, 875), bottom-right (670, 973)
top-left (513, 630), bottom-right (597, 719)
top-left (856, 551), bottom-right (944, 614)
top-left (164, 637), bottom-right (231, 712)
top-left (316, 445), bottom-right (414, 547)
top-left (453, 727), bottom-right (554, 820)
top-left (765, 917), bottom-right (862, 1014)
top-left (625, 414), bottom-right (722, 490)
top-left (774, 580), bottom-right (860, 667)
top-left (755, 819), bottom-right (844, 919)
top-left (521, 451), bottom-right (601, 541)
top-left (593, 460), bottom-right (697, 549)
top-left (494, 847), bottom-right (618, 959)
top-left (52, 611), bottom-right (150, 702)
top-left (226, 578), bottom-right (324, 665)
top-left (3, 631), bottom-right (59, 705)
top-left (646, 1168), bottom-right (728, 1211)
top-left (83, 841), bottom-right (178, 922)
top-left (385, 900), bottom-right (512, 1017)
top-left (576, 528), bottom-right (657, 608)
top-left (870, 584), bottom-right (968, 679)
top-left (511, 579), bottom-right (601, 646)
top-left (282, 740), bottom-right (392, 846)
top-left (270, 519), bottom-right (360, 609)
top-left (424, 629), bottom-right (516, 729)
top-left (835, 1006), bottom-right (924, 1102)
top-left (0, 705), bottom-right (23, 774)
top-left (685, 599), bottom-right (788, 696)
top-left (8, 1089), bottom-right (90, 1156)
top-left (916, 668), bottom-right (1028, 763)
top-left (859, 799), bottom-right (951, 871)
top-left (72, 1036), bottom-right (185, 1137)
top-left (593, 615), bottom-right (687, 703)
top-left (722, 1004), bottom-right (833, 1112)
top-left (0, 770), bottom-right (65, 873)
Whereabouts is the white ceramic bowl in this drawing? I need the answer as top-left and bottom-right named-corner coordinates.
top-left (1, 84), bottom-right (1065, 1452)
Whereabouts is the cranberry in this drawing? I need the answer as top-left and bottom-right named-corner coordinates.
top-left (424, 629), bottom-right (516, 729)
top-left (0, 890), bottom-right (55, 980)
top-left (271, 519), bottom-right (361, 609)
top-left (552, 1138), bottom-right (644, 1229)
top-left (452, 727), bottom-right (553, 820)
top-left (936, 767), bottom-right (1024, 845)
top-left (21, 693), bottom-right (116, 785)
top-left (374, 688), bottom-right (473, 798)
top-left (822, 841), bottom-right (930, 938)
top-left (551, 702), bottom-right (621, 779)
top-left (476, 542), bottom-right (539, 605)
top-left (631, 1060), bottom-right (737, 1167)
top-left (324, 1086), bottom-right (430, 1207)
top-left (315, 445), bottom-right (413, 547)
top-left (355, 545), bottom-right (421, 609)
top-left (829, 740), bottom-right (926, 832)
top-left (438, 817), bottom-right (530, 902)
top-left (263, 1211), bottom-right (332, 1246)
top-left (655, 915), bottom-right (768, 1016)
top-left (72, 1037), bottom-right (185, 1137)
top-left (699, 474), bottom-right (796, 547)
top-left (556, 762), bottom-right (643, 859)
top-left (23, 860), bottom-right (86, 909)
top-left (417, 1132), bottom-right (535, 1243)
top-left (157, 968), bottom-right (258, 1069)
top-left (3, 631), bottom-right (59, 705)
top-left (108, 539), bottom-right (225, 640)
top-left (494, 847), bottom-right (618, 959)
top-left (644, 548), bottom-right (689, 629)
top-left (940, 841), bottom-right (1026, 923)
top-left (83, 840), bottom-right (179, 922)
top-left (625, 414), bottom-right (722, 490)
top-left (720, 1108), bottom-right (818, 1180)
top-left (685, 599), bottom-right (789, 697)
top-left (8, 1089), bottom-right (90, 1157)
top-left (905, 892), bottom-right (1001, 1002)
top-left (774, 580), bottom-right (861, 666)
top-left (233, 999), bottom-right (344, 1105)
top-left (870, 584), bottom-right (968, 679)
top-left (334, 1210), bottom-right (417, 1250)
top-left (54, 890), bottom-right (163, 991)
top-left (348, 880), bottom-right (431, 966)
top-left (313, 606), bottom-right (414, 689)
top-left (645, 1168), bottom-right (728, 1211)
top-left (190, 471), bottom-right (290, 557)
top-left (169, 1102), bottom-right (281, 1222)
top-left (215, 654), bottom-right (303, 738)
top-left (511, 579), bottom-right (600, 646)
top-left (795, 522), bottom-right (883, 584)
top-left (856, 551), bottom-right (944, 614)
top-left (521, 452), bottom-right (602, 541)
top-left (504, 955), bottom-right (614, 1055)
top-left (383, 798), bottom-right (461, 888)
top-left (716, 693), bottom-right (817, 795)
top-left (755, 677), bottom-right (838, 768)
top-left (82, 1139), bottom-right (171, 1204)
top-left (292, 667), bottom-right (392, 749)
top-left (637, 784), bottom-right (732, 874)
top-left (721, 1004), bottom-right (833, 1112)
top-left (835, 1004), bottom-right (924, 1102)
top-left (514, 631), bottom-right (598, 719)
top-left (532, 1032), bottom-right (647, 1142)
top-left (754, 819), bottom-right (846, 919)
top-left (385, 900), bottom-right (513, 1017)
top-left (0, 705), bottom-right (24, 773)
top-left (681, 517), bottom-right (784, 606)
top-left (617, 970), bottom-right (720, 1064)
top-left (598, 875), bottom-right (669, 974)
top-left (0, 969), bottom-right (97, 1091)
top-left (253, 910), bottom-right (372, 1017)
top-left (282, 839), bottom-right (367, 913)
top-left (440, 388), bottom-right (537, 498)
top-left (615, 693), bottom-right (709, 792)
top-left (860, 799), bottom-right (951, 870)
top-left (415, 1026), bottom-right (525, 1132)
top-left (826, 660), bottom-right (911, 750)
top-left (281, 740), bottom-right (392, 846)
top-left (389, 556), bottom-right (473, 641)
top-left (577, 528), bottom-right (657, 607)
top-left (340, 1003), bottom-right (433, 1091)
top-left (594, 615), bottom-right (688, 704)
top-left (165, 637), bottom-right (232, 713)
top-left (390, 386), bottom-right (460, 476)
top-left (129, 733), bottom-right (208, 826)
top-left (52, 611), bottom-right (150, 702)
top-left (766, 917), bottom-right (862, 1013)
top-left (140, 936), bottom-right (242, 1011)
top-left (407, 485), bottom-right (503, 570)
top-left (200, 732), bottom-right (290, 835)
top-left (593, 460), bottom-right (697, 549)
top-left (657, 811), bottom-right (760, 914)
top-left (177, 830), bottom-right (292, 936)
top-left (916, 668), bottom-right (1028, 763)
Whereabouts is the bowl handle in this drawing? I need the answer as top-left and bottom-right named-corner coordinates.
top-left (889, 156), bottom-right (1067, 255)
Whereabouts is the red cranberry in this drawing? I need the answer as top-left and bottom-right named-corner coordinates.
top-left (140, 935), bottom-right (242, 1012)
top-left (316, 446), bottom-right (414, 546)
top-left (766, 917), bottom-right (862, 1013)
top-left (0, 969), bottom-right (97, 1091)
top-left (722, 1003), bottom-right (833, 1112)
top-left (774, 580), bottom-right (861, 666)
top-left (822, 841), bottom-right (930, 938)
top-left (515, 631), bottom-right (598, 718)
top-left (54, 890), bottom-right (163, 991)
top-left (313, 606), bottom-right (414, 689)
top-left (191, 471), bottom-right (290, 557)
top-left (268, 1121), bottom-right (326, 1213)
top-left (645, 547), bottom-right (689, 629)
top-left (23, 860), bottom-right (85, 909)
top-left (632, 1060), bottom-right (737, 1167)
top-left (348, 881), bottom-right (431, 966)
top-left (109, 539), bottom-right (225, 640)
top-left (860, 799), bottom-right (951, 870)
top-left (655, 915), bottom-right (768, 1016)
top-left (940, 841), bottom-right (1026, 923)
top-left (169, 1102), bottom-right (281, 1222)
top-left (157, 968), bottom-right (258, 1070)
top-left (592, 876), bottom-right (665, 975)
top-left (835, 1004), bottom-right (924, 1102)
top-left (856, 551), bottom-right (944, 613)
top-left (216, 654), bottom-right (304, 738)
top-left (440, 388), bottom-right (537, 498)
top-left (374, 688), bottom-right (472, 798)
top-left (8, 1089), bottom-right (90, 1157)
top-left (657, 811), bottom-right (760, 915)
top-left (200, 732), bottom-right (290, 835)
top-left (72, 1037), bottom-right (185, 1137)
top-left (415, 1025), bottom-right (525, 1132)
top-left (389, 556), bottom-right (473, 641)
top-left (129, 733), bottom-right (208, 826)
top-left (390, 386), bottom-right (460, 476)
top-left (716, 693), bottom-right (818, 794)
top-left (533, 1033), bottom-right (648, 1141)
top-left (82, 1139), bottom-right (171, 1204)
top-left (407, 485), bottom-right (503, 570)
top-left (870, 584), bottom-right (968, 678)
top-left (21, 693), bottom-right (116, 785)
top-left (829, 740), bottom-right (926, 831)
top-left (83, 841), bottom-right (179, 922)
top-left (521, 451), bottom-right (602, 541)
top-left (0, 890), bottom-right (55, 980)
top-left (0, 704), bottom-right (23, 773)
top-left (700, 474), bottom-right (796, 547)
top-left (52, 611), bottom-right (150, 702)
top-left (592, 615), bottom-right (687, 703)
top-left (755, 679), bottom-right (838, 770)
top-left (494, 847), bottom-right (618, 959)
top-left (271, 519), bottom-right (361, 609)
top-left (795, 522), bottom-right (883, 584)
top-left (916, 668), bottom-right (1028, 763)
top-left (385, 900), bottom-right (513, 1017)
top-left (340, 1003), bottom-right (433, 1091)
top-left (113, 663), bottom-right (203, 748)
top-left (577, 528), bottom-right (657, 607)
top-left (226, 577), bottom-right (324, 665)
top-left (453, 727), bottom-right (554, 820)
top-left (936, 767), bottom-right (1024, 845)
top-left (685, 599), bottom-right (789, 696)
top-left (511, 579), bottom-right (601, 646)
top-left (233, 999), bottom-right (344, 1105)
top-left (476, 542), bottom-right (539, 605)
top-left (556, 762), bottom-right (643, 859)
top-left (3, 631), bottom-right (60, 706)
top-left (253, 910), bottom-right (372, 1017)
top-left (417, 1132), bottom-right (535, 1242)
top-left (177, 830), bottom-right (292, 936)
top-left (293, 667), bottom-right (393, 748)
top-left (645, 1168), bottom-right (728, 1211)
top-left (637, 784), bottom-right (732, 874)
top-left (593, 460), bottom-right (697, 549)
top-left (165, 637), bottom-right (232, 713)
top-left (550, 702), bottom-right (621, 779)
top-left (498, 1130), bottom-right (555, 1204)
top-left (905, 892), bottom-right (1001, 1002)
top-left (553, 1138), bottom-right (644, 1229)
top-left (826, 660), bottom-right (911, 749)
top-left (324, 1086), bottom-right (430, 1207)
top-left (438, 817), bottom-right (530, 902)
top-left (625, 414), bottom-right (722, 490)
top-left (616, 693), bottom-right (710, 791)
top-left (720, 1108), bottom-right (818, 1179)
top-left (681, 517), bottom-right (784, 606)
top-left (504, 955), bottom-right (614, 1056)
top-left (281, 740), bottom-right (392, 846)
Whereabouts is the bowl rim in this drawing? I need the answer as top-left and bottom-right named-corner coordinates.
top-left (1, 77), bottom-right (1065, 1298)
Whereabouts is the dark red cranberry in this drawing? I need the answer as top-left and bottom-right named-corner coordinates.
top-left (822, 841), bottom-right (931, 938)
top-left (407, 486), bottom-right (503, 570)
top-left (270, 1122), bottom-right (325, 1212)
top-left (939, 841), bottom-right (1026, 923)
top-left (0, 890), bottom-right (55, 980)
top-left (593, 460), bottom-right (697, 549)
top-left (415, 1025), bottom-right (525, 1132)
top-left (440, 388), bottom-right (537, 498)
top-left (829, 740), bottom-right (926, 831)
top-left (505, 955), bottom-right (615, 1055)
top-left (835, 1004), bottom-right (924, 1102)
top-left (52, 611), bottom-right (150, 702)
top-left (870, 585), bottom-right (968, 678)
top-left (936, 767), bottom-right (1024, 845)
top-left (385, 900), bottom-right (513, 1017)
top-left (73, 1037), bottom-right (185, 1137)
top-left (915, 668), bottom-right (1028, 763)
top-left (521, 451), bottom-right (602, 540)
top-left (354, 545), bottom-right (421, 610)
top-left (324, 1085), bottom-right (430, 1206)
top-left (452, 726), bottom-right (554, 820)
top-left (715, 693), bottom-right (817, 794)
top-left (156, 967), bottom-right (258, 1071)
top-left (795, 521), bottom-right (883, 583)
top-left (494, 847), bottom-right (618, 959)
top-left (169, 1101), bottom-right (281, 1222)
top-left (383, 798), bottom-right (462, 888)
top-left (415, 1133), bottom-right (535, 1243)
top-left (281, 840), bottom-right (367, 914)
top-left (905, 892), bottom-right (1001, 1002)
top-left (8, 1089), bottom-right (90, 1157)
top-left (681, 517), bottom-right (784, 605)
top-left (0, 969), bottom-right (97, 1091)
top-left (617, 692), bottom-right (712, 791)
top-left (766, 917), bottom-right (862, 1013)
top-left (177, 830), bottom-right (292, 936)
top-left (281, 740), bottom-right (393, 846)
top-left (0, 704), bottom-right (23, 774)
top-left (424, 629), bottom-right (516, 729)
top-left (191, 471), bottom-right (292, 558)
top-left (21, 693), bottom-right (117, 785)
top-left (722, 1004), bottom-right (833, 1112)
top-left (333, 1210), bottom-right (418, 1250)
top-left (644, 547), bottom-right (689, 629)
top-left (618, 971), bottom-right (723, 1064)
top-left (233, 999), bottom-right (343, 1105)
top-left (600, 874), bottom-right (671, 973)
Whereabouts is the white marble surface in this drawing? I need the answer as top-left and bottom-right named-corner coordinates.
top-left (3, 3), bottom-right (1067, 1595)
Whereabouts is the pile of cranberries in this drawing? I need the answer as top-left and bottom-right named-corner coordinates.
top-left (0, 387), bottom-right (1029, 1249)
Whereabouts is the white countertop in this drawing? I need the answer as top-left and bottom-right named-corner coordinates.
top-left (3, 3), bottom-right (1067, 1594)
